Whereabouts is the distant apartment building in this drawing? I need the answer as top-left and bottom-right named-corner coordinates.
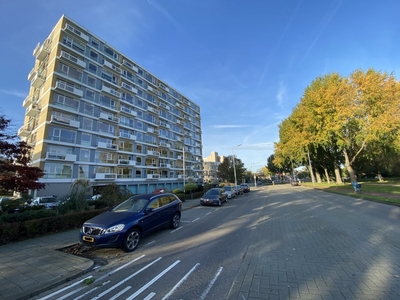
top-left (202, 151), bottom-right (224, 184)
top-left (18, 15), bottom-right (203, 197)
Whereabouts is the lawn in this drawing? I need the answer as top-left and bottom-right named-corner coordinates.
top-left (300, 179), bottom-right (400, 206)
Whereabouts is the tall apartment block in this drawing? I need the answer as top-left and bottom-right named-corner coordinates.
top-left (18, 15), bottom-right (203, 197)
top-left (202, 152), bottom-right (224, 184)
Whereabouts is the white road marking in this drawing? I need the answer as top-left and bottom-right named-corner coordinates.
top-left (38, 276), bottom-right (93, 300)
top-left (126, 260), bottom-right (181, 300)
top-left (145, 240), bottom-right (156, 246)
top-left (162, 263), bottom-right (201, 300)
top-left (109, 286), bottom-right (131, 300)
top-left (171, 226), bottom-right (183, 233)
top-left (144, 292), bottom-right (156, 299)
top-left (91, 257), bottom-right (162, 300)
top-left (192, 218), bottom-right (200, 222)
top-left (200, 267), bottom-right (223, 300)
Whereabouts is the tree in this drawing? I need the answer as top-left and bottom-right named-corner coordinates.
top-left (217, 156), bottom-right (246, 183)
top-left (0, 115), bottom-right (45, 194)
top-left (184, 183), bottom-right (198, 199)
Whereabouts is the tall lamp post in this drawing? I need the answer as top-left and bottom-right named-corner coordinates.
top-left (183, 145), bottom-right (186, 192)
top-left (232, 144), bottom-right (242, 188)
top-left (250, 162), bottom-right (260, 187)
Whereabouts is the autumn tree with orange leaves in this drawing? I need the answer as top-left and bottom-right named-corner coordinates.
top-left (274, 69), bottom-right (400, 183)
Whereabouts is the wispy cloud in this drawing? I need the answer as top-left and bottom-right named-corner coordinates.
top-left (276, 80), bottom-right (287, 107)
top-left (300, 0), bottom-right (342, 64)
top-left (0, 89), bottom-right (26, 98)
top-left (210, 125), bottom-right (250, 129)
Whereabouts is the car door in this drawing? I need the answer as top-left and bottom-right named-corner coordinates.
top-left (157, 195), bottom-right (177, 225)
top-left (140, 197), bottom-right (163, 234)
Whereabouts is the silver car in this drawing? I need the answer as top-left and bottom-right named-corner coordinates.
top-left (32, 196), bottom-right (60, 209)
top-left (223, 186), bottom-right (236, 199)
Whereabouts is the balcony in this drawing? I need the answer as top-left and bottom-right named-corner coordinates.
top-left (31, 73), bottom-right (45, 88)
top-left (147, 150), bottom-right (160, 156)
top-left (95, 173), bottom-right (117, 180)
top-left (119, 132), bottom-right (136, 140)
top-left (22, 96), bottom-right (33, 108)
top-left (159, 142), bottom-right (171, 148)
top-left (103, 60), bottom-right (121, 73)
top-left (118, 159), bottom-right (136, 166)
top-left (120, 107), bottom-right (137, 117)
top-left (97, 142), bottom-right (118, 150)
top-left (146, 174), bottom-right (160, 180)
top-left (99, 112), bottom-right (119, 123)
top-left (33, 42), bottom-right (50, 61)
top-left (26, 104), bottom-right (39, 117)
top-left (101, 85), bottom-right (121, 98)
top-left (55, 81), bottom-right (83, 97)
top-left (18, 125), bottom-right (31, 137)
top-left (59, 51), bottom-right (86, 68)
top-left (50, 115), bottom-right (80, 128)
top-left (121, 82), bottom-right (138, 94)
top-left (46, 153), bottom-right (77, 161)
top-left (159, 163), bottom-right (171, 168)
top-left (147, 107), bottom-right (158, 114)
top-left (122, 59), bottom-right (138, 72)
top-left (65, 24), bottom-right (89, 41)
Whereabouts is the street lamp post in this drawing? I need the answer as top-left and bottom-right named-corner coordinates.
top-left (250, 162), bottom-right (260, 187)
top-left (232, 144), bottom-right (242, 188)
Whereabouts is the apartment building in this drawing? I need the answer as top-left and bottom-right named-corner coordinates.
top-left (18, 15), bottom-right (203, 197)
top-left (202, 151), bottom-right (224, 184)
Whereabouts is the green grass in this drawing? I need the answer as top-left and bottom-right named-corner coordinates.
top-left (301, 179), bottom-right (400, 206)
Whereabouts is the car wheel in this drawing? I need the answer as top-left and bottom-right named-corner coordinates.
top-left (122, 228), bottom-right (141, 252)
top-left (170, 213), bottom-right (180, 229)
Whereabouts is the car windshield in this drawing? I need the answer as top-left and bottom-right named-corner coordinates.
top-left (113, 197), bottom-right (148, 213)
top-left (224, 187), bottom-right (231, 191)
top-left (206, 189), bottom-right (220, 195)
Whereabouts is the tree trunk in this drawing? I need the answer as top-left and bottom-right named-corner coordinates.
top-left (334, 165), bottom-right (343, 184)
top-left (315, 171), bottom-right (322, 183)
top-left (323, 166), bottom-right (330, 184)
top-left (343, 149), bottom-right (357, 182)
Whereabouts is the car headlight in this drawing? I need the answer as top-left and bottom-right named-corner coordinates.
top-left (105, 224), bottom-right (125, 234)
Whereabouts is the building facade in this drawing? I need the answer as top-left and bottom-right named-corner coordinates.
top-left (18, 15), bottom-right (203, 198)
top-left (202, 151), bottom-right (224, 184)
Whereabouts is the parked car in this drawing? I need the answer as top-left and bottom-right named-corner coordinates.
top-left (234, 185), bottom-right (244, 195)
top-left (80, 193), bottom-right (182, 252)
top-left (32, 196), bottom-right (60, 209)
top-left (240, 183), bottom-right (250, 193)
top-left (200, 188), bottom-right (227, 206)
top-left (223, 186), bottom-right (236, 199)
top-left (0, 197), bottom-right (11, 213)
top-left (91, 194), bottom-right (102, 200)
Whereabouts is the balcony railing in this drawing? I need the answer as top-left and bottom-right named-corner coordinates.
top-left (18, 125), bottom-right (31, 137)
top-left (97, 142), bottom-right (118, 150)
top-left (59, 51), bottom-right (86, 68)
top-left (65, 24), bottom-right (89, 41)
top-left (99, 112), bottom-right (119, 122)
top-left (31, 73), bottom-right (45, 88)
top-left (95, 173), bottom-right (117, 180)
top-left (147, 150), bottom-right (160, 156)
top-left (22, 96), bottom-right (34, 108)
top-left (50, 115), bottom-right (80, 128)
top-left (101, 85), bottom-right (121, 98)
top-left (26, 104), bottom-right (39, 117)
top-left (33, 42), bottom-right (50, 60)
top-left (146, 174), bottom-right (160, 179)
top-left (55, 81), bottom-right (83, 97)
top-left (46, 153), bottom-right (77, 161)
top-left (118, 159), bottom-right (136, 166)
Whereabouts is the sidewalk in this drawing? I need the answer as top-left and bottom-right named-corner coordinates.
top-left (0, 198), bottom-right (200, 300)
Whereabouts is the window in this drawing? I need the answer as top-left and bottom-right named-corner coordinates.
top-left (81, 133), bottom-right (91, 146)
top-left (78, 165), bottom-right (89, 178)
top-left (80, 149), bottom-right (90, 162)
top-left (91, 39), bottom-right (99, 49)
top-left (87, 76), bottom-right (96, 87)
top-left (49, 127), bottom-right (76, 143)
top-left (47, 145), bottom-right (73, 156)
top-left (59, 63), bottom-right (82, 81)
top-left (136, 145), bottom-right (142, 153)
top-left (82, 118), bottom-right (93, 131)
top-left (104, 46), bottom-right (119, 60)
top-left (54, 93), bottom-right (79, 111)
top-left (44, 163), bottom-right (72, 179)
top-left (98, 122), bottom-right (116, 135)
top-left (88, 63), bottom-right (97, 74)
top-left (90, 50), bottom-right (98, 61)
top-left (86, 89), bottom-right (95, 100)
top-left (83, 103), bottom-right (94, 116)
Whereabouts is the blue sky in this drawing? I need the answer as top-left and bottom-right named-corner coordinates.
top-left (1, 0), bottom-right (399, 171)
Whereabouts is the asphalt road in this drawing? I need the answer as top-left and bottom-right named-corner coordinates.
top-left (31, 185), bottom-right (400, 300)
